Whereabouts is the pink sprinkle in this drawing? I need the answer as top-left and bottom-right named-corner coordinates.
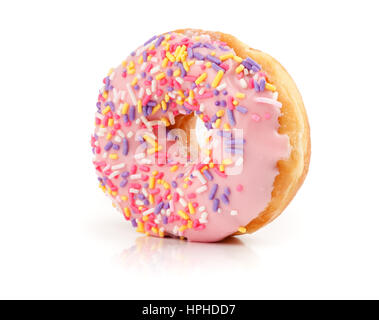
top-left (156, 196), bottom-right (162, 203)
top-left (220, 62), bottom-right (229, 71)
top-left (160, 50), bottom-right (166, 59)
top-left (227, 96), bottom-right (234, 109)
top-left (249, 78), bottom-right (255, 89)
top-left (130, 165), bottom-right (137, 174)
top-left (236, 184), bottom-right (244, 192)
top-left (200, 65), bottom-right (206, 70)
top-left (156, 172), bottom-right (164, 179)
top-left (196, 91), bottom-right (214, 100)
top-left (264, 112), bottom-right (271, 120)
top-left (139, 165), bottom-right (150, 172)
top-left (130, 183), bottom-right (141, 189)
top-left (163, 189), bottom-right (170, 199)
top-left (187, 193), bottom-right (196, 199)
top-left (150, 188), bottom-right (160, 195)
top-left (142, 94), bottom-right (151, 106)
top-left (159, 78), bottom-right (167, 86)
top-left (173, 192), bottom-right (179, 202)
top-left (173, 80), bottom-right (182, 89)
top-left (141, 175), bottom-right (149, 181)
top-left (146, 63), bottom-right (153, 73)
top-left (237, 73), bottom-right (243, 79)
top-left (195, 224), bottom-right (206, 231)
top-left (156, 89), bottom-right (163, 96)
top-left (184, 101), bottom-right (199, 111)
top-left (251, 113), bottom-right (261, 122)
top-left (183, 75), bottom-right (197, 82)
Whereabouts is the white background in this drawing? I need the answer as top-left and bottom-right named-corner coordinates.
top-left (1, 0), bottom-right (378, 299)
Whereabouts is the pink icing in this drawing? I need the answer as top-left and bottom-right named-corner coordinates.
top-left (91, 31), bottom-right (290, 242)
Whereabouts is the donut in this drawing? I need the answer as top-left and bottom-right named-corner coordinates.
top-left (91, 29), bottom-right (310, 242)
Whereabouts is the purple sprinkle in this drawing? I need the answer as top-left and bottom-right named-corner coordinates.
top-left (147, 100), bottom-right (157, 107)
top-left (236, 106), bottom-right (248, 114)
top-left (171, 181), bottom-right (178, 188)
top-left (188, 47), bottom-right (193, 59)
top-left (131, 219), bottom-right (137, 227)
top-left (224, 139), bottom-right (246, 146)
top-left (147, 75), bottom-right (153, 81)
top-left (104, 141), bottom-right (113, 151)
top-left (120, 179), bottom-right (128, 188)
top-left (215, 101), bottom-right (220, 106)
top-left (254, 80), bottom-right (260, 92)
top-left (227, 109), bottom-right (236, 126)
top-left (219, 45), bottom-right (229, 51)
top-left (155, 35), bottom-right (165, 48)
top-left (191, 42), bottom-right (202, 49)
top-left (211, 114), bottom-right (218, 122)
top-left (212, 63), bottom-right (224, 72)
top-left (144, 199), bottom-right (150, 206)
top-left (142, 50), bottom-right (148, 62)
top-left (222, 90), bottom-right (228, 95)
top-left (206, 54), bottom-right (221, 65)
top-left (259, 78), bottom-right (266, 91)
top-left (121, 171), bottom-right (129, 178)
top-left (203, 169), bottom-right (213, 181)
top-left (213, 198), bottom-right (220, 212)
top-left (246, 57), bottom-right (261, 71)
top-left (143, 183), bottom-right (149, 188)
top-left (221, 194), bottom-right (229, 204)
top-left (204, 43), bottom-right (216, 49)
top-left (193, 52), bottom-right (204, 60)
top-left (154, 201), bottom-right (164, 214)
top-left (241, 60), bottom-right (253, 70)
top-left (122, 138), bottom-right (129, 156)
top-left (225, 147), bottom-right (244, 155)
top-left (167, 86), bottom-right (174, 92)
top-left (143, 105), bottom-right (148, 117)
top-left (129, 105), bottom-right (136, 121)
top-left (178, 62), bottom-right (186, 77)
top-left (209, 184), bottom-right (218, 200)
top-left (141, 72), bottom-right (146, 78)
top-left (137, 193), bottom-right (145, 200)
top-left (163, 216), bottom-right (168, 225)
top-left (112, 144), bottom-right (120, 150)
top-left (224, 187), bottom-right (231, 196)
top-left (164, 202), bottom-right (170, 209)
top-left (134, 84), bottom-right (140, 90)
top-left (213, 89), bottom-right (219, 96)
top-left (130, 51), bottom-right (136, 57)
top-left (144, 35), bottom-right (157, 46)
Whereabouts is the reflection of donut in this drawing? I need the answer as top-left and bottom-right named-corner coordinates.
top-left (91, 29), bottom-right (310, 242)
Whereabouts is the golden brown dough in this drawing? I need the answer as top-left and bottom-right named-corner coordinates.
top-left (175, 28), bottom-right (311, 235)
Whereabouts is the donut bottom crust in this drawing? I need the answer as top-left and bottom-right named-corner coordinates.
top-left (175, 29), bottom-right (311, 237)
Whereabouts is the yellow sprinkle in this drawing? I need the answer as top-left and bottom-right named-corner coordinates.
top-left (142, 215), bottom-right (149, 222)
top-left (187, 220), bottom-right (193, 229)
top-left (233, 56), bottom-right (243, 63)
top-left (152, 103), bottom-right (161, 115)
top-left (147, 148), bottom-right (157, 155)
top-left (214, 118), bottom-right (221, 128)
top-left (238, 226), bottom-right (247, 233)
top-left (160, 117), bottom-right (170, 127)
top-left (111, 191), bottom-right (117, 197)
top-left (138, 55), bottom-right (143, 64)
top-left (177, 90), bottom-right (185, 98)
top-left (128, 61), bottom-right (135, 68)
top-left (102, 106), bottom-right (111, 115)
top-left (127, 68), bottom-right (135, 75)
top-left (189, 90), bottom-right (195, 99)
top-left (167, 195), bottom-right (172, 200)
top-left (195, 72), bottom-right (208, 85)
top-left (123, 207), bottom-right (131, 218)
top-left (175, 99), bottom-right (183, 106)
top-left (147, 55), bottom-right (152, 61)
top-left (188, 202), bottom-right (195, 214)
top-left (166, 52), bottom-right (175, 62)
top-left (121, 103), bottom-right (129, 115)
top-left (102, 91), bottom-right (108, 99)
top-left (188, 60), bottom-right (195, 66)
top-left (121, 195), bottom-right (128, 201)
top-left (106, 133), bottom-right (112, 140)
top-left (149, 44), bottom-right (155, 51)
top-left (219, 53), bottom-right (234, 61)
top-left (163, 182), bottom-right (170, 189)
top-left (109, 153), bottom-right (118, 160)
top-left (174, 45), bottom-right (181, 58)
top-left (170, 165), bottom-right (179, 172)
top-left (216, 110), bottom-right (225, 117)
top-left (179, 225), bottom-right (187, 232)
top-left (149, 194), bottom-right (154, 205)
top-left (183, 183), bottom-right (188, 189)
top-left (107, 68), bottom-right (114, 76)
top-left (223, 123), bottom-right (231, 130)
top-left (209, 162), bottom-right (214, 168)
top-left (211, 70), bottom-right (224, 88)
top-left (235, 64), bottom-right (244, 74)
top-left (151, 227), bottom-right (158, 234)
top-left (233, 100), bottom-right (239, 106)
top-left (161, 100), bottom-right (167, 111)
top-left (173, 69), bottom-right (181, 77)
top-left (219, 165), bottom-right (225, 171)
top-left (137, 99), bottom-right (142, 113)
top-left (165, 94), bottom-right (170, 103)
top-left (162, 57), bottom-right (169, 68)
top-left (121, 60), bottom-right (127, 68)
top-left (149, 177), bottom-right (155, 189)
top-left (265, 83), bottom-right (276, 91)
top-left (205, 62), bottom-right (212, 68)
top-left (165, 34), bottom-right (171, 40)
top-left (108, 118), bottom-right (114, 127)
top-left (152, 170), bottom-right (158, 176)
top-left (183, 61), bottom-right (189, 72)
top-left (159, 230), bottom-right (164, 238)
top-left (131, 77), bottom-right (138, 86)
top-left (156, 72), bottom-right (166, 80)
top-left (178, 210), bottom-right (189, 220)
top-left (236, 92), bottom-right (246, 99)
top-left (211, 51), bottom-right (216, 56)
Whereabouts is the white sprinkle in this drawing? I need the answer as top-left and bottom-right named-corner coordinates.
top-left (150, 65), bottom-right (160, 74)
top-left (146, 88), bottom-right (152, 96)
top-left (103, 164), bottom-right (110, 172)
top-left (108, 169), bottom-right (119, 178)
top-left (216, 83), bottom-right (227, 91)
top-left (134, 153), bottom-right (145, 160)
top-left (198, 206), bottom-right (206, 212)
top-left (198, 88), bottom-right (205, 95)
top-left (196, 185), bottom-right (208, 194)
top-left (142, 188), bottom-right (148, 197)
top-left (140, 115), bottom-right (152, 131)
top-left (239, 78), bottom-right (248, 89)
top-left (127, 131), bottom-right (134, 139)
top-left (109, 71), bottom-right (115, 80)
top-left (179, 198), bottom-right (187, 207)
top-left (102, 152), bottom-right (107, 159)
top-left (169, 200), bottom-right (174, 211)
top-left (168, 112), bottom-right (175, 125)
top-left (151, 57), bottom-right (158, 63)
top-left (95, 113), bottom-right (104, 120)
top-left (151, 80), bottom-right (157, 92)
top-left (217, 208), bottom-right (221, 214)
top-left (143, 208), bottom-right (155, 216)
top-left (120, 91), bottom-right (126, 101)
top-left (176, 188), bottom-right (184, 197)
top-left (175, 77), bottom-right (184, 84)
top-left (173, 225), bottom-right (179, 235)
top-left (130, 174), bottom-right (142, 180)
top-left (201, 212), bottom-right (208, 219)
top-left (199, 103), bottom-right (205, 112)
top-left (126, 83), bottom-right (137, 105)
top-left (111, 163), bottom-right (125, 170)
top-left (113, 88), bottom-right (120, 103)
top-left (202, 156), bottom-right (210, 164)
top-left (195, 60), bottom-right (204, 65)
top-left (199, 218), bottom-right (208, 224)
top-left (117, 130), bottom-right (125, 138)
top-left (230, 210), bottom-right (238, 216)
top-left (168, 92), bottom-right (176, 99)
top-left (140, 62), bottom-right (148, 71)
top-left (129, 188), bottom-right (139, 194)
top-left (114, 136), bottom-right (122, 143)
top-left (140, 158), bottom-right (153, 164)
top-left (135, 200), bottom-right (144, 206)
top-left (135, 118), bottom-right (141, 125)
top-left (273, 91), bottom-right (279, 100)
top-left (138, 87), bottom-right (144, 99)
top-left (193, 170), bottom-right (206, 185)
top-left (243, 68), bottom-right (249, 76)
top-left (255, 97), bottom-right (282, 108)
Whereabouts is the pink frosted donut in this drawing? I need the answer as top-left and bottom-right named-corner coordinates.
top-left (91, 29), bottom-right (310, 242)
